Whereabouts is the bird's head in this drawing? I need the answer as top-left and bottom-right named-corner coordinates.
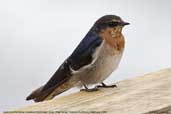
top-left (94, 15), bottom-right (129, 34)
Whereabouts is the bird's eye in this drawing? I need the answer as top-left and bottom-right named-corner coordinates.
top-left (108, 22), bottom-right (118, 27)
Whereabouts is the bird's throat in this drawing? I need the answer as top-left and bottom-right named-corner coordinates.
top-left (99, 27), bottom-right (125, 52)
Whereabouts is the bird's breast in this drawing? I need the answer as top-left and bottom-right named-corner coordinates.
top-left (79, 40), bottom-right (124, 84)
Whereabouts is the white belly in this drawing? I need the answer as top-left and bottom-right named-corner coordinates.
top-left (79, 41), bottom-right (124, 85)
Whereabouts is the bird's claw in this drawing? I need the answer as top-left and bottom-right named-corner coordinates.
top-left (80, 87), bottom-right (99, 92)
top-left (96, 83), bottom-right (117, 88)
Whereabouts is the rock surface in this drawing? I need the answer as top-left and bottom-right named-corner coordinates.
top-left (4, 68), bottom-right (171, 114)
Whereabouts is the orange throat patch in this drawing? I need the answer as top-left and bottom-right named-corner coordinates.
top-left (99, 27), bottom-right (125, 52)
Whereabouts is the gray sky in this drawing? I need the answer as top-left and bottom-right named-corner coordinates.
top-left (0, 0), bottom-right (171, 112)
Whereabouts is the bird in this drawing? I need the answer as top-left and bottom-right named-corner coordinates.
top-left (26, 15), bottom-right (129, 102)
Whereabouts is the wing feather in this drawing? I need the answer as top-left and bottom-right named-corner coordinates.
top-left (42, 30), bottom-right (102, 91)
top-left (26, 30), bottom-right (103, 102)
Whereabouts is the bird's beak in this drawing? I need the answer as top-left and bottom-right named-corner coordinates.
top-left (120, 22), bottom-right (130, 26)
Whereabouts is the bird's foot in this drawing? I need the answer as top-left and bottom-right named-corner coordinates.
top-left (80, 85), bottom-right (99, 92)
top-left (80, 87), bottom-right (99, 92)
top-left (96, 82), bottom-right (117, 88)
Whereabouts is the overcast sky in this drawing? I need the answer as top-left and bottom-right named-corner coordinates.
top-left (0, 0), bottom-right (171, 112)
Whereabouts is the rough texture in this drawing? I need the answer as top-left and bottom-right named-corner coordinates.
top-left (4, 68), bottom-right (171, 114)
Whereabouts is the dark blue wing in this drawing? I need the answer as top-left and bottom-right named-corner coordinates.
top-left (68, 30), bottom-right (103, 70)
top-left (38, 30), bottom-right (102, 96)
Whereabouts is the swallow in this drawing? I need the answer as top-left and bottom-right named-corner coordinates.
top-left (26, 15), bottom-right (129, 102)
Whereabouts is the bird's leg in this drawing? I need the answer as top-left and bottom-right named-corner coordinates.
top-left (96, 82), bottom-right (117, 88)
top-left (80, 84), bottom-right (99, 92)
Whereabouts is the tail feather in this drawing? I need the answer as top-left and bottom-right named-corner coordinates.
top-left (26, 86), bottom-right (44, 101)
top-left (26, 81), bottom-right (73, 102)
